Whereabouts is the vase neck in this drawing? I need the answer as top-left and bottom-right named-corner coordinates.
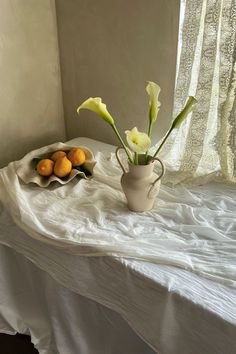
top-left (128, 161), bottom-right (154, 178)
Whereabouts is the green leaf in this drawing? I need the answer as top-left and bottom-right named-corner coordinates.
top-left (31, 157), bottom-right (42, 169)
top-left (73, 165), bottom-right (92, 177)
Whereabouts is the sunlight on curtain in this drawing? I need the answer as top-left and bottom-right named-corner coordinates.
top-left (160, 0), bottom-right (236, 185)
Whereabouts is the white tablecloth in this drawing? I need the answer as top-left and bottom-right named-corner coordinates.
top-left (0, 137), bottom-right (236, 354)
top-left (0, 243), bottom-right (154, 354)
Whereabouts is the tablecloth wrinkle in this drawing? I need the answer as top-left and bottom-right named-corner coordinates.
top-left (0, 143), bottom-right (235, 288)
top-left (0, 137), bottom-right (236, 354)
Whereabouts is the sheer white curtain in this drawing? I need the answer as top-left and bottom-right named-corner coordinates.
top-left (161, 0), bottom-right (236, 185)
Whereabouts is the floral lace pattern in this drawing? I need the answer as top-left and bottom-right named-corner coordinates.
top-left (161, 0), bottom-right (236, 185)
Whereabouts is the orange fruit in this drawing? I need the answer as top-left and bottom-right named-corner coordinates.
top-left (54, 156), bottom-right (72, 177)
top-left (51, 150), bottom-right (66, 162)
top-left (67, 148), bottom-right (86, 167)
top-left (37, 159), bottom-right (54, 177)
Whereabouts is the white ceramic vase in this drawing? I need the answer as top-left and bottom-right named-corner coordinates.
top-left (116, 147), bottom-right (165, 212)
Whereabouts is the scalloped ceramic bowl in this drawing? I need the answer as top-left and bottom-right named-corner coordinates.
top-left (16, 142), bottom-right (96, 187)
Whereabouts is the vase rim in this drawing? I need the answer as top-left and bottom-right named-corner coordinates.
top-left (127, 154), bottom-right (155, 166)
top-left (127, 160), bottom-right (154, 167)
top-left (127, 161), bottom-right (154, 170)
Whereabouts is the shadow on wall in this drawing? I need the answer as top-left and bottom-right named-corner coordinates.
top-left (0, 0), bottom-right (65, 168)
top-left (0, 0), bottom-right (180, 167)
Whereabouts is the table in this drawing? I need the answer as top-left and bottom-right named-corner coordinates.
top-left (0, 137), bottom-right (236, 354)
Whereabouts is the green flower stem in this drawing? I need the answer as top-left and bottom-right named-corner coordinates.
top-left (147, 120), bottom-right (153, 137)
top-left (151, 96), bottom-right (197, 160)
top-left (152, 127), bottom-right (173, 159)
top-left (111, 124), bottom-right (133, 163)
top-left (134, 152), bottom-right (139, 165)
top-left (144, 121), bottom-right (152, 163)
top-left (145, 149), bottom-right (149, 163)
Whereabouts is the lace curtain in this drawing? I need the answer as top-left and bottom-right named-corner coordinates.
top-left (161, 0), bottom-right (236, 185)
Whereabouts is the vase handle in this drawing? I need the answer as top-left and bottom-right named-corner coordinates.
top-left (115, 147), bottom-right (127, 173)
top-left (152, 157), bottom-right (165, 183)
top-left (148, 157), bottom-right (165, 199)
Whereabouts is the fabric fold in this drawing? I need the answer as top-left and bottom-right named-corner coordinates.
top-left (0, 149), bottom-right (236, 288)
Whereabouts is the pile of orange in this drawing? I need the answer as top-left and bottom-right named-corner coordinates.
top-left (36, 148), bottom-right (86, 178)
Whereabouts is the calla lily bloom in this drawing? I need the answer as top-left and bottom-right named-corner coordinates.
top-left (172, 96), bottom-right (197, 128)
top-left (77, 97), bottom-right (114, 125)
top-left (77, 97), bottom-right (133, 162)
top-left (76, 85), bottom-right (197, 165)
top-left (125, 127), bottom-right (151, 153)
top-left (152, 96), bottom-right (197, 159)
top-left (146, 81), bottom-right (161, 136)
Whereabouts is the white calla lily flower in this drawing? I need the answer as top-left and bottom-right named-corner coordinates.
top-left (125, 127), bottom-right (151, 153)
top-left (77, 97), bottom-right (114, 125)
top-left (146, 81), bottom-right (161, 124)
top-left (77, 97), bottom-right (133, 162)
top-left (76, 84), bottom-right (197, 165)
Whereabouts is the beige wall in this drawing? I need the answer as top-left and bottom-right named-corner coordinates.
top-left (0, 0), bottom-right (65, 168)
top-left (56, 0), bottom-right (180, 147)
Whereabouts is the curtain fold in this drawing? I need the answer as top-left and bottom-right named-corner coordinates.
top-left (161, 0), bottom-right (236, 185)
